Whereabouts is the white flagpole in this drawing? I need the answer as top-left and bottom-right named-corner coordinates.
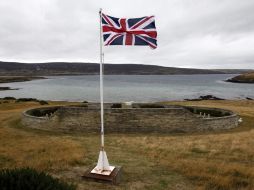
top-left (92, 8), bottom-right (112, 174)
top-left (99, 8), bottom-right (104, 151)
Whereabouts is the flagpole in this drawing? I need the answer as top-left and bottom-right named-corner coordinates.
top-left (99, 8), bottom-right (104, 151)
top-left (91, 8), bottom-right (112, 174)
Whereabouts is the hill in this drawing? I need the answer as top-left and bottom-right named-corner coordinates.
top-left (0, 61), bottom-right (252, 76)
top-left (227, 72), bottom-right (254, 83)
top-left (215, 69), bottom-right (253, 74)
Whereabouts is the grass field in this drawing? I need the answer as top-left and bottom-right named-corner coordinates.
top-left (0, 99), bottom-right (254, 190)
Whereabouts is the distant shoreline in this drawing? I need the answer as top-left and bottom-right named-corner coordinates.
top-left (226, 79), bottom-right (254, 84)
top-left (0, 76), bottom-right (46, 84)
top-left (0, 76), bottom-right (46, 91)
top-left (0, 87), bottom-right (19, 91)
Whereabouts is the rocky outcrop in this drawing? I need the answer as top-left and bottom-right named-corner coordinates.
top-left (227, 72), bottom-right (254, 83)
top-left (184, 95), bottom-right (225, 101)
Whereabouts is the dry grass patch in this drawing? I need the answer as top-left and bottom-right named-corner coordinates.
top-left (0, 101), bottom-right (84, 171)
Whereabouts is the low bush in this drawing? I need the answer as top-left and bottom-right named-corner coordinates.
top-left (0, 168), bottom-right (76, 190)
top-left (3, 97), bottom-right (16, 100)
top-left (15, 98), bottom-right (49, 105)
top-left (16, 98), bottom-right (38, 102)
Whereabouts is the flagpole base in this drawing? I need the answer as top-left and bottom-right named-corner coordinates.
top-left (82, 166), bottom-right (122, 185)
top-left (91, 165), bottom-right (115, 176)
top-left (91, 150), bottom-right (115, 175)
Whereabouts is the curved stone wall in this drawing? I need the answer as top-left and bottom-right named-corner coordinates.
top-left (21, 104), bottom-right (239, 133)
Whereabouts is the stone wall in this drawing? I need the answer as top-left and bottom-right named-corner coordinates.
top-left (22, 106), bottom-right (239, 133)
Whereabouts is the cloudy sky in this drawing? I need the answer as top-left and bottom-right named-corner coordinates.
top-left (0, 0), bottom-right (254, 69)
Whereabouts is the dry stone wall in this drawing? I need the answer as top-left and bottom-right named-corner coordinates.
top-left (22, 106), bottom-right (239, 133)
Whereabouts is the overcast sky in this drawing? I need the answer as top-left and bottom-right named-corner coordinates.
top-left (0, 0), bottom-right (254, 69)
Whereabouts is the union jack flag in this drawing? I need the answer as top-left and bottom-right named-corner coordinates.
top-left (101, 13), bottom-right (157, 49)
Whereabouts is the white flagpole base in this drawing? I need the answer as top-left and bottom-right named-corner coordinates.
top-left (91, 150), bottom-right (115, 176)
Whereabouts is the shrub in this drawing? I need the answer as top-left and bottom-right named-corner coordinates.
top-left (82, 101), bottom-right (88, 103)
top-left (0, 168), bottom-right (76, 190)
top-left (3, 97), bottom-right (16, 100)
top-left (16, 98), bottom-right (38, 102)
top-left (15, 98), bottom-right (49, 105)
top-left (39, 100), bottom-right (49, 105)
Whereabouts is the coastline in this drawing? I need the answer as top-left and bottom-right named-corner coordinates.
top-left (0, 76), bottom-right (46, 83)
top-left (1, 95), bottom-right (253, 103)
top-left (226, 72), bottom-right (254, 84)
top-left (0, 87), bottom-right (19, 91)
top-left (0, 76), bottom-right (46, 91)
top-left (226, 79), bottom-right (254, 84)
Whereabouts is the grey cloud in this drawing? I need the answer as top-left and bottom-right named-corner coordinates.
top-left (0, 0), bottom-right (254, 68)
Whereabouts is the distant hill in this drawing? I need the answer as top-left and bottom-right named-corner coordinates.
top-left (215, 69), bottom-right (253, 74)
top-left (227, 72), bottom-right (254, 83)
top-left (0, 61), bottom-right (252, 76)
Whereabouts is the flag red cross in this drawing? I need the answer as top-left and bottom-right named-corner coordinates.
top-left (102, 13), bottom-right (157, 49)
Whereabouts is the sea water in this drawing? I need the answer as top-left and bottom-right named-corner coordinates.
top-left (0, 74), bottom-right (253, 102)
